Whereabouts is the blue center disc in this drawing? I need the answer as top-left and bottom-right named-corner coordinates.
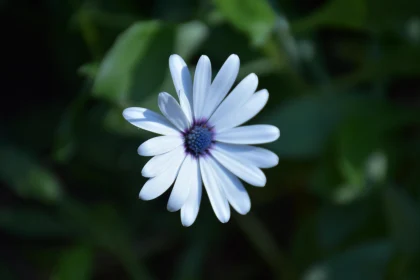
top-left (185, 125), bottom-right (213, 156)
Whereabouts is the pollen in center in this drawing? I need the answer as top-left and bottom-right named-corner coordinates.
top-left (184, 125), bottom-right (213, 156)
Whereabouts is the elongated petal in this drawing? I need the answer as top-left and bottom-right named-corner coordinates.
top-left (167, 155), bottom-right (197, 212)
top-left (179, 89), bottom-right (193, 124)
top-left (209, 73), bottom-right (258, 126)
top-left (169, 55), bottom-right (193, 122)
top-left (142, 146), bottom-right (185, 177)
top-left (123, 107), bottom-right (179, 135)
top-left (137, 135), bottom-right (183, 156)
top-left (215, 125), bottom-right (280, 145)
top-left (193, 55), bottom-right (211, 120)
top-left (202, 54), bottom-right (240, 118)
top-left (214, 142), bottom-right (278, 168)
top-left (211, 145), bottom-right (266, 187)
top-left (180, 163), bottom-right (202, 227)
top-left (207, 156), bottom-right (251, 214)
top-left (158, 92), bottom-right (190, 131)
top-left (215, 89), bottom-right (268, 132)
top-left (139, 152), bottom-right (186, 200)
top-left (200, 157), bottom-right (230, 223)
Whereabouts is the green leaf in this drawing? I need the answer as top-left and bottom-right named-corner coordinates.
top-left (292, 0), bottom-right (367, 33)
top-left (303, 241), bottom-right (392, 280)
top-left (0, 145), bottom-right (63, 202)
top-left (383, 187), bottom-right (420, 254)
top-left (51, 246), bottom-right (93, 280)
top-left (93, 21), bottom-right (174, 105)
top-left (214, 0), bottom-right (276, 46)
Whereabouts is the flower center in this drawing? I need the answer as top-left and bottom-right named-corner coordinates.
top-left (184, 123), bottom-right (213, 156)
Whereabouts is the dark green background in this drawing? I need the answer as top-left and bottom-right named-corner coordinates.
top-left (1, 0), bottom-right (420, 279)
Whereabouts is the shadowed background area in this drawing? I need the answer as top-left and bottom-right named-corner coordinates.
top-left (1, 0), bottom-right (420, 279)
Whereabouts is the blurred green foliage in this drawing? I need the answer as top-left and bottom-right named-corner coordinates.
top-left (2, 0), bottom-right (420, 279)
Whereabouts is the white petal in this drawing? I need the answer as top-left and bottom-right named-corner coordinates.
top-left (167, 155), bottom-right (197, 212)
top-left (137, 135), bottom-right (183, 156)
top-left (209, 73), bottom-right (258, 126)
top-left (202, 54), bottom-right (240, 118)
top-left (181, 163), bottom-right (202, 227)
top-left (193, 55), bottom-right (211, 120)
top-left (215, 125), bottom-right (280, 145)
top-left (199, 157), bottom-right (230, 223)
top-left (214, 142), bottom-right (278, 168)
top-left (207, 156), bottom-right (251, 215)
top-left (142, 145), bottom-right (185, 177)
top-left (158, 92), bottom-right (190, 131)
top-left (169, 55), bottom-right (193, 122)
top-left (179, 89), bottom-right (193, 124)
top-left (211, 145), bottom-right (266, 187)
top-left (215, 89), bottom-right (269, 132)
top-left (139, 152), bottom-right (186, 201)
top-left (122, 107), bottom-right (179, 135)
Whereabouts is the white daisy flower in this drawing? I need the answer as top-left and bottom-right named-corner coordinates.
top-left (123, 54), bottom-right (280, 227)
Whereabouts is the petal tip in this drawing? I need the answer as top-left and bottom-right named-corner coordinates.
top-left (167, 205), bottom-right (178, 213)
top-left (228, 54), bottom-right (240, 62)
top-left (198, 55), bottom-right (210, 63)
top-left (273, 155), bottom-right (279, 167)
top-left (158, 91), bottom-right (169, 99)
top-left (238, 208), bottom-right (251, 215)
top-left (169, 54), bottom-right (179, 60)
top-left (137, 146), bottom-right (147, 156)
top-left (181, 214), bottom-right (195, 227)
top-left (138, 191), bottom-right (148, 201)
top-left (141, 170), bottom-right (150, 177)
top-left (275, 127), bottom-right (281, 139)
top-left (217, 210), bottom-right (231, 223)
top-left (249, 73), bottom-right (258, 80)
top-left (219, 215), bottom-right (230, 223)
top-left (122, 107), bottom-right (135, 120)
top-left (258, 89), bottom-right (269, 97)
top-left (181, 220), bottom-right (193, 227)
top-left (255, 176), bottom-right (267, 187)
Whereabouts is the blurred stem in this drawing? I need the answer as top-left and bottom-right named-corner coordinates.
top-left (262, 38), bottom-right (308, 92)
top-left (59, 199), bottom-right (154, 280)
top-left (117, 250), bottom-right (154, 280)
top-left (68, 0), bottom-right (102, 60)
top-left (370, 32), bottom-right (386, 98)
top-left (263, 39), bottom-right (286, 69)
top-left (78, 9), bottom-right (102, 60)
top-left (235, 214), bottom-right (297, 280)
top-left (272, 12), bottom-right (333, 92)
top-left (306, 48), bottom-right (332, 91)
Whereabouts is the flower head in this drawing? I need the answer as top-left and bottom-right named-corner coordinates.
top-left (123, 54), bottom-right (280, 226)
